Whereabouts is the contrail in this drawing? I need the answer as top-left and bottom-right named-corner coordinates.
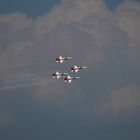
top-left (1, 74), bottom-right (51, 84)
top-left (1, 61), bottom-right (48, 68)
top-left (0, 71), bottom-right (52, 82)
top-left (0, 78), bottom-right (54, 90)
top-left (3, 75), bottom-right (47, 84)
top-left (0, 60), bottom-right (56, 69)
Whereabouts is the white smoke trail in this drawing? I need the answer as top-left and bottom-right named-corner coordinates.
top-left (0, 78), bottom-right (54, 90)
top-left (0, 71), bottom-right (52, 82)
top-left (1, 61), bottom-right (49, 69)
top-left (0, 59), bottom-right (57, 70)
top-left (1, 74), bottom-right (51, 84)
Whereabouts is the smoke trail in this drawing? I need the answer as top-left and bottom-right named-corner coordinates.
top-left (1, 61), bottom-right (48, 69)
top-left (0, 71), bottom-right (52, 82)
top-left (1, 73), bottom-right (51, 84)
top-left (0, 78), bottom-right (54, 90)
top-left (0, 60), bottom-right (56, 69)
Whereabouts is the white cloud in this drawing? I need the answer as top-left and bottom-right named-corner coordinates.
top-left (0, 13), bottom-right (33, 31)
top-left (0, 13), bottom-right (35, 70)
top-left (115, 1), bottom-right (140, 69)
top-left (97, 85), bottom-right (140, 120)
top-left (34, 0), bottom-right (112, 41)
top-left (0, 0), bottom-right (140, 116)
top-left (0, 0), bottom-right (130, 71)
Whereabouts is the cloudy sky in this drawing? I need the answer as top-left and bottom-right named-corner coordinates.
top-left (0, 0), bottom-right (140, 140)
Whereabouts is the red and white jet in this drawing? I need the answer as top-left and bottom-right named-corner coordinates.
top-left (71, 65), bottom-right (87, 72)
top-left (52, 71), bottom-right (68, 79)
top-left (56, 56), bottom-right (72, 63)
top-left (64, 75), bottom-right (80, 83)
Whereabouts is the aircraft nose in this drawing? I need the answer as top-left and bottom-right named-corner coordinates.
top-left (56, 58), bottom-right (59, 62)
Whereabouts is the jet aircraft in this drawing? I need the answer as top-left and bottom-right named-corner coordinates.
top-left (52, 71), bottom-right (68, 79)
top-left (71, 65), bottom-right (87, 72)
top-left (56, 56), bottom-right (72, 63)
top-left (64, 75), bottom-right (80, 83)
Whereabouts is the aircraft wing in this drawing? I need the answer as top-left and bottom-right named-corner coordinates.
top-left (60, 60), bottom-right (64, 63)
top-left (56, 75), bottom-right (60, 79)
top-left (68, 80), bottom-right (72, 83)
top-left (75, 69), bottom-right (79, 72)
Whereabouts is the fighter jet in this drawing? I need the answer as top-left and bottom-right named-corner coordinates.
top-left (52, 71), bottom-right (68, 79)
top-left (71, 65), bottom-right (87, 72)
top-left (56, 56), bottom-right (72, 63)
top-left (64, 75), bottom-right (80, 83)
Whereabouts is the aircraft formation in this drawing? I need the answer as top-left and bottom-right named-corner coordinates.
top-left (52, 56), bottom-right (87, 83)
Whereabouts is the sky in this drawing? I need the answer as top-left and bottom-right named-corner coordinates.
top-left (0, 0), bottom-right (140, 140)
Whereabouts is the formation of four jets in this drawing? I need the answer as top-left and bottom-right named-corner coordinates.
top-left (52, 56), bottom-right (87, 83)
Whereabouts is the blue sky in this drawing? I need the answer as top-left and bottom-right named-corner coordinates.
top-left (0, 0), bottom-right (139, 18)
top-left (0, 0), bottom-right (140, 140)
top-left (105, 0), bottom-right (140, 10)
top-left (0, 0), bottom-right (61, 18)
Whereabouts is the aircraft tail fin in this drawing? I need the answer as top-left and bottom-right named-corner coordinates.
top-left (75, 77), bottom-right (80, 79)
top-left (63, 73), bottom-right (69, 75)
top-left (82, 66), bottom-right (87, 69)
top-left (66, 57), bottom-right (72, 60)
